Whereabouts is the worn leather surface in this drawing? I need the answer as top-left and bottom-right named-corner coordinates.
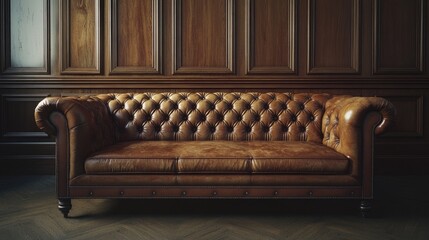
top-left (322, 96), bottom-right (396, 178)
top-left (85, 141), bottom-right (350, 174)
top-left (35, 96), bottom-right (115, 178)
top-left (96, 92), bottom-right (331, 142)
top-left (35, 92), bottom-right (395, 187)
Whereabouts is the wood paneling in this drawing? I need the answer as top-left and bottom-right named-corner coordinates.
top-left (245, 0), bottom-right (296, 74)
top-left (0, 94), bottom-right (49, 139)
top-left (0, 0), bottom-right (49, 74)
top-left (373, 0), bottom-right (424, 74)
top-left (307, 0), bottom-right (359, 74)
top-left (1, 0), bottom-right (429, 175)
top-left (60, 0), bottom-right (101, 74)
top-left (173, 0), bottom-right (234, 74)
top-left (380, 95), bottom-right (424, 137)
top-left (110, 0), bottom-right (161, 74)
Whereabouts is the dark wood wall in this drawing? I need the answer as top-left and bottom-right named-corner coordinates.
top-left (0, 0), bottom-right (428, 174)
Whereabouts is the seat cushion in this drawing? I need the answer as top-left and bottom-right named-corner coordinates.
top-left (85, 141), bottom-right (251, 174)
top-left (85, 141), bottom-right (350, 175)
top-left (85, 141), bottom-right (350, 174)
top-left (244, 141), bottom-right (350, 174)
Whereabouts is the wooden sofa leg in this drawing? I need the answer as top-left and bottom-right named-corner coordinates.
top-left (58, 198), bottom-right (72, 218)
top-left (360, 200), bottom-right (372, 218)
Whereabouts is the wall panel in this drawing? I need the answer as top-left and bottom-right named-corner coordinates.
top-left (172, 0), bottom-right (234, 74)
top-left (307, 0), bottom-right (359, 74)
top-left (381, 95), bottom-right (424, 137)
top-left (245, 0), bottom-right (296, 74)
top-left (0, 94), bottom-right (50, 139)
top-left (60, 0), bottom-right (101, 74)
top-left (0, 0), bottom-right (429, 175)
top-left (0, 0), bottom-right (49, 74)
top-left (373, 0), bottom-right (424, 74)
top-left (110, 0), bottom-right (161, 74)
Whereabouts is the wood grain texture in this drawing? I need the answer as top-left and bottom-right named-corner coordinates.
top-left (110, 0), bottom-right (161, 74)
top-left (373, 0), bottom-right (424, 74)
top-left (173, 0), bottom-right (234, 74)
top-left (0, 0), bottom-right (49, 74)
top-left (245, 0), bottom-right (296, 74)
top-left (61, 0), bottom-right (100, 74)
top-left (308, 0), bottom-right (359, 74)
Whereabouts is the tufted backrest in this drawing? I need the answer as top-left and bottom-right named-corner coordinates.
top-left (96, 92), bottom-right (333, 143)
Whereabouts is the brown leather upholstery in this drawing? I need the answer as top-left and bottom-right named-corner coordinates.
top-left (34, 92), bottom-right (395, 204)
top-left (96, 92), bottom-right (331, 142)
top-left (85, 141), bottom-right (350, 175)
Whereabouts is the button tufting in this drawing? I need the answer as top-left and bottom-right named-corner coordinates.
top-left (245, 126), bottom-right (252, 133)
top-left (262, 126), bottom-right (270, 133)
top-left (282, 104), bottom-right (287, 110)
top-left (272, 115), bottom-right (278, 121)
top-left (309, 115), bottom-right (315, 121)
top-left (282, 125), bottom-right (288, 132)
top-left (210, 126), bottom-right (216, 133)
top-left (137, 126), bottom-right (143, 132)
top-left (227, 126), bottom-right (234, 133)
top-left (291, 115), bottom-right (297, 121)
top-left (172, 125), bottom-right (179, 132)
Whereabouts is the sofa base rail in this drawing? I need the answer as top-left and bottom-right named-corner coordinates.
top-left (67, 186), bottom-right (363, 199)
top-left (60, 186), bottom-right (372, 218)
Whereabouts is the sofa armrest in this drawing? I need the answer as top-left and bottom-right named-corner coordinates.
top-left (322, 96), bottom-right (396, 178)
top-left (35, 96), bottom-right (116, 179)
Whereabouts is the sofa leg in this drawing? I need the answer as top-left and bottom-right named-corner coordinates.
top-left (360, 200), bottom-right (372, 218)
top-left (58, 198), bottom-right (72, 218)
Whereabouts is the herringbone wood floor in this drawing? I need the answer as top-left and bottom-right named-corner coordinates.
top-left (0, 176), bottom-right (428, 239)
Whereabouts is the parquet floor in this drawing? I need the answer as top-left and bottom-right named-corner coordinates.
top-left (0, 176), bottom-right (428, 239)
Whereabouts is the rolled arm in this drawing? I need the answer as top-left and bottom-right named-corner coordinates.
top-left (35, 96), bottom-right (116, 178)
top-left (322, 96), bottom-right (396, 177)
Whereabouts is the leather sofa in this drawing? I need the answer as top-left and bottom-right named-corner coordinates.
top-left (34, 92), bottom-right (395, 217)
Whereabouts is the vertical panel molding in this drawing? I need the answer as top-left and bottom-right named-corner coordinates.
top-left (0, 0), bottom-right (50, 75)
top-left (373, 0), bottom-right (424, 74)
top-left (172, 0), bottom-right (235, 74)
top-left (307, 0), bottom-right (360, 74)
top-left (60, 0), bottom-right (101, 74)
top-left (110, 0), bottom-right (161, 75)
top-left (245, 0), bottom-right (296, 75)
